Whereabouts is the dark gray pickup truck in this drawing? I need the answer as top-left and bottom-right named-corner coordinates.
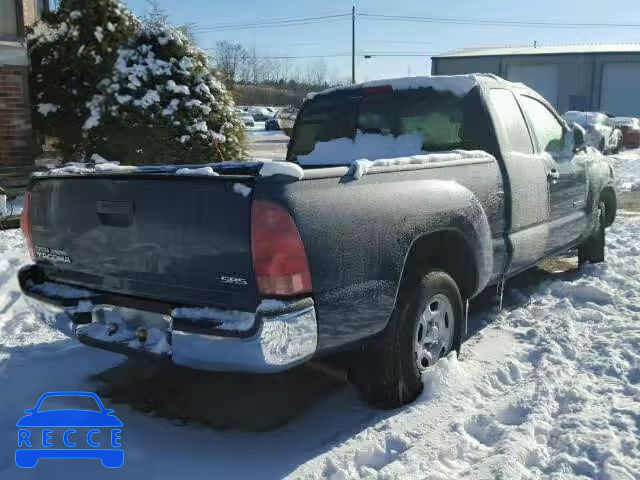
top-left (19, 74), bottom-right (616, 409)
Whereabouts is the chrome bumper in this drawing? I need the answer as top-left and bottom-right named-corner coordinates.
top-left (19, 265), bottom-right (318, 373)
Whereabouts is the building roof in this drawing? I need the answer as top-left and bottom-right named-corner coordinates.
top-left (433, 44), bottom-right (640, 58)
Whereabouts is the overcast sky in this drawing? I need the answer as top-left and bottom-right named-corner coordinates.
top-left (123, 0), bottom-right (640, 82)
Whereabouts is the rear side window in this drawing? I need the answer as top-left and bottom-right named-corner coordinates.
top-left (489, 89), bottom-right (533, 154)
top-left (519, 96), bottom-right (565, 153)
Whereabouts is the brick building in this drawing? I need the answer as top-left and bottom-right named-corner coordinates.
top-left (0, 0), bottom-right (48, 168)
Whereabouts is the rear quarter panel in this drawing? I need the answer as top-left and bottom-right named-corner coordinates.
top-left (256, 160), bottom-right (504, 352)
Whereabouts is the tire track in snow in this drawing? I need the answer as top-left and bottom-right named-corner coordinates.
top-left (292, 216), bottom-right (640, 480)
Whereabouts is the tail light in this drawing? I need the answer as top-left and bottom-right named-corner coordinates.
top-left (21, 191), bottom-right (35, 260)
top-left (251, 200), bottom-right (312, 296)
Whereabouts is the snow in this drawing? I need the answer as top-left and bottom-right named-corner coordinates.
top-left (162, 98), bottom-right (180, 116)
top-left (69, 10), bottom-right (82, 20)
top-left (83, 94), bottom-right (103, 130)
top-left (351, 150), bottom-right (495, 179)
top-left (135, 89), bottom-right (161, 108)
top-left (188, 120), bottom-right (209, 134)
top-left (37, 103), bottom-right (59, 116)
top-left (166, 80), bottom-right (190, 95)
top-left (233, 183), bottom-right (252, 197)
top-left (299, 131), bottom-right (423, 166)
top-left (308, 74), bottom-right (483, 101)
top-left (94, 26), bottom-right (104, 43)
top-left (297, 130), bottom-right (493, 177)
top-left (171, 307), bottom-right (255, 332)
top-left (29, 281), bottom-right (93, 299)
top-left (609, 148), bottom-right (640, 192)
top-left (259, 161), bottom-right (304, 180)
top-left (175, 166), bottom-right (219, 176)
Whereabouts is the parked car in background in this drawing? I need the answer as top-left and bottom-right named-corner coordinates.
top-left (235, 108), bottom-right (255, 127)
top-left (275, 105), bottom-right (299, 136)
top-left (613, 117), bottom-right (640, 148)
top-left (19, 75), bottom-right (616, 409)
top-left (563, 111), bottom-right (622, 153)
top-left (264, 118), bottom-right (280, 131)
top-left (241, 115), bottom-right (255, 127)
top-left (248, 106), bottom-right (273, 122)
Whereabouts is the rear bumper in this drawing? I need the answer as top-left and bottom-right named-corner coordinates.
top-left (18, 265), bottom-right (318, 373)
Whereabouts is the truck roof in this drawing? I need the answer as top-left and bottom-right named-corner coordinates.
top-left (306, 74), bottom-right (528, 101)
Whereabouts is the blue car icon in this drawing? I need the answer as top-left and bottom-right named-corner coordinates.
top-left (16, 391), bottom-right (123, 468)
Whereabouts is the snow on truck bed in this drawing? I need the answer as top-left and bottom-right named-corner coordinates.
top-left (2, 208), bottom-right (640, 478)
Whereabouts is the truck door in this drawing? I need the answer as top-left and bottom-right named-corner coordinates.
top-left (517, 94), bottom-right (589, 254)
top-left (487, 89), bottom-right (550, 274)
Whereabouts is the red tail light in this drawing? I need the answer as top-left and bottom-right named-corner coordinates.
top-left (251, 200), bottom-right (312, 296)
top-left (21, 191), bottom-right (35, 260)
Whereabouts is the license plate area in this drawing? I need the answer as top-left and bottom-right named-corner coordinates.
top-left (76, 306), bottom-right (172, 356)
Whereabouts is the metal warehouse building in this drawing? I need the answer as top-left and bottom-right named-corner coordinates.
top-left (431, 44), bottom-right (640, 116)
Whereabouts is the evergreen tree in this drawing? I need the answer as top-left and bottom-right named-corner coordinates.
top-left (27, 0), bottom-right (139, 159)
top-left (83, 23), bottom-right (246, 164)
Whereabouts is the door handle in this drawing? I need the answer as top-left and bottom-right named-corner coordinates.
top-left (547, 169), bottom-right (560, 182)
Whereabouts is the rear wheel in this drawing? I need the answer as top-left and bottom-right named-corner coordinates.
top-left (349, 270), bottom-right (463, 409)
top-left (579, 201), bottom-right (606, 266)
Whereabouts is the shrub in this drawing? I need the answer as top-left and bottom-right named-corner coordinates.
top-left (82, 24), bottom-right (247, 165)
top-left (27, 0), bottom-right (139, 159)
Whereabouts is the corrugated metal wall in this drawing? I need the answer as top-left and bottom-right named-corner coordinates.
top-left (432, 53), bottom-right (640, 116)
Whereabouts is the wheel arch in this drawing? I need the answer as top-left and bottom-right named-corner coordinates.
top-left (396, 228), bottom-right (481, 307)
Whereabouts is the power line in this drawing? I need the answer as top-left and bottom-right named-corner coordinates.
top-left (359, 13), bottom-right (640, 29)
top-left (203, 50), bottom-right (435, 59)
top-left (192, 14), bottom-right (350, 32)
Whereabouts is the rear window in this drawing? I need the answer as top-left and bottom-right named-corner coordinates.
top-left (288, 88), bottom-right (485, 164)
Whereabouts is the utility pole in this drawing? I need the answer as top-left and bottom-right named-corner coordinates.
top-left (352, 5), bottom-right (356, 84)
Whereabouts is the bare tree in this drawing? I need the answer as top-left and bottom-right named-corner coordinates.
top-left (213, 41), bottom-right (248, 88)
top-left (143, 0), bottom-right (169, 29)
top-left (305, 58), bottom-right (329, 88)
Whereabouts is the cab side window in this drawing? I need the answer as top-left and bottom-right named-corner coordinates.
top-left (519, 96), bottom-right (565, 153)
top-left (489, 89), bottom-right (533, 154)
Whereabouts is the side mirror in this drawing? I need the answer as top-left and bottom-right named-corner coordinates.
top-left (572, 123), bottom-right (586, 152)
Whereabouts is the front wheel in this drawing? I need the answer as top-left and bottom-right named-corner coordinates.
top-left (579, 201), bottom-right (606, 266)
top-left (349, 270), bottom-right (463, 409)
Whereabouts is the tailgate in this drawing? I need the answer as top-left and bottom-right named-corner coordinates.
top-left (29, 175), bottom-right (258, 311)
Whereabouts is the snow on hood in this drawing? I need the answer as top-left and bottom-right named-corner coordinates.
top-left (307, 74), bottom-right (484, 100)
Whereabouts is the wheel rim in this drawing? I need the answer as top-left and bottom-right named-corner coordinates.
top-left (413, 293), bottom-right (454, 373)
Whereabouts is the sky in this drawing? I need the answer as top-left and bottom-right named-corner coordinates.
top-left (122, 0), bottom-right (640, 83)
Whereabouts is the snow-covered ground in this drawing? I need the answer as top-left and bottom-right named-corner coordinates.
top-left (1, 211), bottom-right (640, 478)
top-left (610, 148), bottom-right (640, 192)
top-left (247, 123), bottom-right (289, 161)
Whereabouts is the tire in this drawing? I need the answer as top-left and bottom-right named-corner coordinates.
top-left (349, 270), bottom-right (463, 409)
top-left (599, 139), bottom-right (606, 153)
top-left (579, 201), bottom-right (606, 266)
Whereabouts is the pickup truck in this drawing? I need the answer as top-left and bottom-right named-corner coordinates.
top-left (19, 74), bottom-right (616, 409)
